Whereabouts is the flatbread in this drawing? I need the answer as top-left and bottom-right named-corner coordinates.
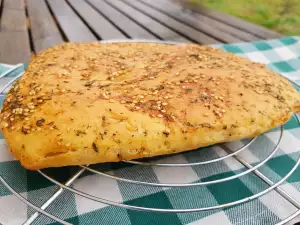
top-left (1, 42), bottom-right (300, 170)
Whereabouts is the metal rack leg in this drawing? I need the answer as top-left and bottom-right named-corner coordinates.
top-left (22, 167), bottom-right (86, 225)
top-left (0, 176), bottom-right (71, 225)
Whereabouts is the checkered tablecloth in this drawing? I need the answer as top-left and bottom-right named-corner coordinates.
top-left (1, 37), bottom-right (300, 225)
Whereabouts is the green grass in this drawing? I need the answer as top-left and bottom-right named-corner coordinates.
top-left (191, 0), bottom-right (300, 35)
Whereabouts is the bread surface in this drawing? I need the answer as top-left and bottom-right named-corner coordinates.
top-left (1, 42), bottom-right (300, 170)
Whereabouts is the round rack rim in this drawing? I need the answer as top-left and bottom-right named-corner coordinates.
top-left (37, 153), bottom-right (300, 213)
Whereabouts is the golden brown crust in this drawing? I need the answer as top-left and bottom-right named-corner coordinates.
top-left (1, 42), bottom-right (300, 170)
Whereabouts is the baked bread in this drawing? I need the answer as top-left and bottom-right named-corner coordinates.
top-left (1, 42), bottom-right (299, 170)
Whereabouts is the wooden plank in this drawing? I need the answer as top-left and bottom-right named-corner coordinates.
top-left (27, 0), bottom-right (64, 52)
top-left (87, 0), bottom-right (156, 39)
top-left (4, 0), bottom-right (24, 9)
top-left (188, 10), bottom-right (261, 42)
top-left (122, 0), bottom-right (219, 44)
top-left (138, 0), bottom-right (241, 43)
top-left (0, 0), bottom-right (31, 63)
top-left (0, 32), bottom-right (31, 64)
top-left (33, 36), bottom-right (65, 53)
top-left (105, 0), bottom-right (189, 42)
top-left (47, 0), bottom-right (97, 42)
top-left (68, 0), bottom-right (126, 40)
top-left (185, 3), bottom-right (282, 39)
top-left (1, 8), bottom-right (27, 31)
top-left (139, 0), bottom-right (260, 42)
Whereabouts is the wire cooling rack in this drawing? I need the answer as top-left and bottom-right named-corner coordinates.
top-left (1, 41), bottom-right (300, 225)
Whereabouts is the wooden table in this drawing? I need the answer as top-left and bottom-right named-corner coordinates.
top-left (0, 0), bottom-right (282, 64)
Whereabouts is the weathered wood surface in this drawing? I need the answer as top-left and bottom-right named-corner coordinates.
top-left (0, 0), bottom-right (281, 64)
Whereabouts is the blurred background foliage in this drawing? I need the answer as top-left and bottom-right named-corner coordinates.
top-left (190, 0), bottom-right (300, 35)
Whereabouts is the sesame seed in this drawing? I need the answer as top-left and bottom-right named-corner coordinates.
top-left (176, 72), bottom-right (180, 76)
top-left (25, 117), bottom-right (29, 121)
top-left (204, 113), bottom-right (209, 116)
top-left (150, 76), bottom-right (154, 79)
top-left (157, 114), bottom-right (163, 118)
top-left (221, 109), bottom-right (226, 113)
top-left (139, 95), bottom-right (144, 99)
top-left (109, 99), bottom-right (115, 103)
top-left (135, 106), bottom-right (141, 110)
top-left (37, 127), bottom-right (42, 131)
top-left (24, 108), bottom-right (29, 112)
top-left (162, 102), bottom-right (168, 106)
top-left (182, 86), bottom-right (186, 89)
top-left (10, 117), bottom-right (14, 121)
top-left (102, 94), bottom-right (109, 100)
top-left (201, 75), bottom-right (206, 78)
top-left (121, 100), bottom-right (126, 104)
top-left (164, 96), bottom-right (169, 99)
top-left (66, 143), bottom-right (71, 147)
top-left (38, 99), bottom-right (43, 103)
top-left (161, 110), bottom-right (166, 113)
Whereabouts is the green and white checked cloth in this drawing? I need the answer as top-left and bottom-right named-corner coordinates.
top-left (1, 37), bottom-right (300, 225)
